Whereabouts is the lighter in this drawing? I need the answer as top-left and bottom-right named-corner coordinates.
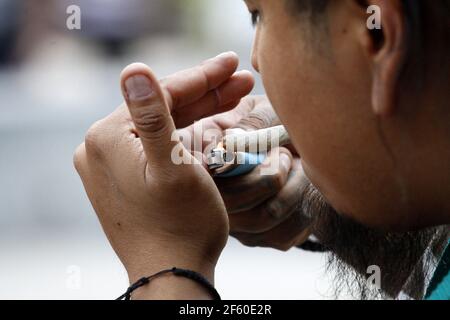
top-left (207, 125), bottom-right (291, 178)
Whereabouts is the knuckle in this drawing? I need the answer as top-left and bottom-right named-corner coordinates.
top-left (264, 200), bottom-right (284, 221)
top-left (238, 107), bottom-right (276, 130)
top-left (273, 171), bottom-right (286, 190)
top-left (266, 196), bottom-right (299, 226)
top-left (73, 143), bottom-right (86, 173)
top-left (132, 108), bottom-right (170, 139)
top-left (262, 153), bottom-right (291, 188)
top-left (262, 172), bottom-right (284, 192)
top-left (237, 108), bottom-right (275, 130)
top-left (84, 120), bottom-right (106, 158)
top-left (237, 115), bottom-right (266, 131)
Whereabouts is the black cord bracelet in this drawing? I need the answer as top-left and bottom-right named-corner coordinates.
top-left (116, 267), bottom-right (221, 300)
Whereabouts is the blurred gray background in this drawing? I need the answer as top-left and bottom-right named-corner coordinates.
top-left (0, 0), bottom-right (337, 299)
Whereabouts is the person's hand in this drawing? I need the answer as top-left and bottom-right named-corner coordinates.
top-left (74, 52), bottom-right (254, 299)
top-left (178, 95), bottom-right (313, 251)
top-left (201, 96), bottom-right (313, 251)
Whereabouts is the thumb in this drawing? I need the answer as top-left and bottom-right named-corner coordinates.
top-left (121, 63), bottom-right (179, 168)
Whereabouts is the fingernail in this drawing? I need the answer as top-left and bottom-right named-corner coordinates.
top-left (124, 75), bottom-right (154, 102)
top-left (280, 153), bottom-right (291, 172)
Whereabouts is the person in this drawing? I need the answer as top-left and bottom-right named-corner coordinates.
top-left (74, 0), bottom-right (450, 300)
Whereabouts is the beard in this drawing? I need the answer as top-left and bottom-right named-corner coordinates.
top-left (298, 182), bottom-right (449, 300)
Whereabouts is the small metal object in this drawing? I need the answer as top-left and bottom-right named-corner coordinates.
top-left (207, 148), bottom-right (226, 170)
top-left (207, 148), bottom-right (265, 177)
top-left (207, 148), bottom-right (236, 171)
top-left (207, 125), bottom-right (291, 177)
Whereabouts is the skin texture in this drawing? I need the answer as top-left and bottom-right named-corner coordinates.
top-left (74, 53), bottom-right (255, 299)
top-left (213, 96), bottom-right (312, 250)
top-left (74, 53), bottom-right (310, 298)
top-left (74, 0), bottom-right (450, 299)
top-left (246, 0), bottom-right (450, 230)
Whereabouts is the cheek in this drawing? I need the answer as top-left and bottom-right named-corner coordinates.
top-left (258, 30), bottom-right (409, 229)
top-left (257, 29), bottom-right (303, 131)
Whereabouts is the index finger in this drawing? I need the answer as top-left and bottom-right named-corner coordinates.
top-left (161, 52), bottom-right (240, 110)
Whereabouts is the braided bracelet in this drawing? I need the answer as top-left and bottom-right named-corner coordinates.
top-left (116, 267), bottom-right (221, 300)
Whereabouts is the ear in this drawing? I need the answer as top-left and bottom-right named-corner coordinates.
top-left (362, 0), bottom-right (408, 117)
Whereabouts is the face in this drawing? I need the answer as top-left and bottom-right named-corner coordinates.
top-left (244, 0), bottom-right (411, 230)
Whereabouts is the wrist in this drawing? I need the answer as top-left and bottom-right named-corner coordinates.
top-left (129, 268), bottom-right (218, 300)
top-left (127, 250), bottom-right (217, 281)
top-left (123, 241), bottom-right (220, 300)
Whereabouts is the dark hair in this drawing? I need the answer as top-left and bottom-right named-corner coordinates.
top-left (399, 1), bottom-right (450, 95)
